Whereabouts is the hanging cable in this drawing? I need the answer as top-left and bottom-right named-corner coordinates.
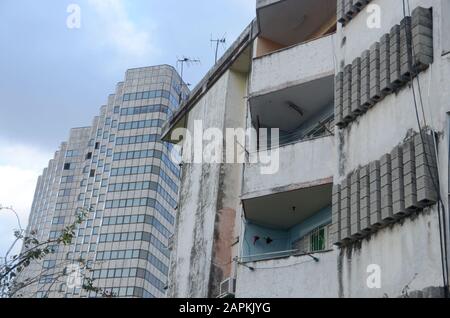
top-left (403, 0), bottom-right (449, 297)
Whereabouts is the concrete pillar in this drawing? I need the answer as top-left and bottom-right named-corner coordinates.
top-left (337, 0), bottom-right (347, 24)
top-left (380, 33), bottom-right (392, 94)
top-left (369, 42), bottom-right (383, 102)
top-left (340, 176), bottom-right (352, 242)
top-left (369, 160), bottom-right (382, 228)
top-left (391, 146), bottom-right (406, 218)
top-left (403, 139), bottom-right (419, 213)
top-left (351, 57), bottom-right (361, 115)
top-left (343, 65), bottom-right (353, 122)
top-left (343, 0), bottom-right (371, 23)
top-left (335, 72), bottom-right (345, 128)
top-left (412, 7), bottom-right (434, 72)
top-left (360, 50), bottom-right (372, 110)
top-left (345, 0), bottom-right (355, 19)
top-left (400, 17), bottom-right (413, 81)
top-left (414, 132), bottom-right (438, 207)
top-left (390, 24), bottom-right (403, 88)
top-left (380, 154), bottom-right (394, 223)
top-left (350, 170), bottom-right (361, 238)
top-left (332, 185), bottom-right (342, 245)
top-left (354, 0), bottom-right (368, 11)
top-left (359, 165), bottom-right (371, 234)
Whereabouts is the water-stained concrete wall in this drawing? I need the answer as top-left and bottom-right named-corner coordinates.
top-left (168, 70), bottom-right (248, 298)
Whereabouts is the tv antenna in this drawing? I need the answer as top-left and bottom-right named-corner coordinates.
top-left (176, 57), bottom-right (200, 103)
top-left (211, 34), bottom-right (226, 63)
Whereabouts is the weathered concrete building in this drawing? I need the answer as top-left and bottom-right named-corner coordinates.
top-left (164, 0), bottom-right (450, 298)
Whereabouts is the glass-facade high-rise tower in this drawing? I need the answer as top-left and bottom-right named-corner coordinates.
top-left (17, 65), bottom-right (188, 298)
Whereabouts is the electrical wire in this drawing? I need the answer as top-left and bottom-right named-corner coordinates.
top-left (403, 0), bottom-right (449, 297)
top-left (237, 258), bottom-right (318, 271)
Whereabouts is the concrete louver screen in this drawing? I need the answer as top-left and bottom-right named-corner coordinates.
top-left (351, 57), bottom-right (361, 115)
top-left (335, 72), bottom-right (344, 127)
top-left (360, 50), bottom-right (372, 110)
top-left (380, 34), bottom-right (392, 94)
top-left (342, 65), bottom-right (353, 121)
top-left (334, 7), bottom-right (434, 129)
top-left (331, 130), bottom-right (439, 246)
top-left (337, 0), bottom-right (372, 26)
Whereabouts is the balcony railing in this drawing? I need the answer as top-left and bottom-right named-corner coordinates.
top-left (241, 224), bottom-right (332, 263)
top-left (250, 33), bottom-right (336, 97)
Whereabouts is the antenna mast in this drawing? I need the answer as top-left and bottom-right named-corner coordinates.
top-left (176, 57), bottom-right (200, 103)
top-left (210, 35), bottom-right (226, 63)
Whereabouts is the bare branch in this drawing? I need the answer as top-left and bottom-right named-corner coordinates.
top-left (0, 205), bottom-right (24, 232)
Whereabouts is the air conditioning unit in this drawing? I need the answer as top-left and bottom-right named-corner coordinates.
top-left (218, 277), bottom-right (236, 298)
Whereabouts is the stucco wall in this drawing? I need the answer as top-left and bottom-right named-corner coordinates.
top-left (168, 72), bottom-right (229, 298)
top-left (236, 250), bottom-right (339, 298)
top-left (168, 70), bottom-right (248, 298)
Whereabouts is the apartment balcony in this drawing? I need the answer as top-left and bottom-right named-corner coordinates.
top-left (237, 176), bottom-right (335, 296)
top-left (251, 33), bottom-right (336, 96)
top-left (243, 134), bottom-right (334, 196)
top-left (248, 33), bottom-right (336, 153)
top-left (255, 0), bottom-right (336, 57)
top-left (235, 248), bottom-right (338, 298)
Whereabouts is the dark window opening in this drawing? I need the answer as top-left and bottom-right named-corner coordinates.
top-left (95, 142), bottom-right (100, 150)
top-left (86, 152), bottom-right (93, 160)
top-left (64, 163), bottom-right (71, 170)
top-left (90, 170), bottom-right (96, 178)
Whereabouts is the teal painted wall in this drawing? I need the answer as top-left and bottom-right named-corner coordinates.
top-left (242, 205), bottom-right (331, 261)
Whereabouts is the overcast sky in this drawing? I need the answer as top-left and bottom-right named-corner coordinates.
top-left (0, 0), bottom-right (255, 257)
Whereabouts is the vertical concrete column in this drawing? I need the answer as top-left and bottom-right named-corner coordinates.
top-left (343, 64), bottom-right (353, 122)
top-left (369, 42), bottom-right (382, 102)
top-left (345, 0), bottom-right (355, 19)
top-left (391, 146), bottom-right (406, 218)
top-left (403, 139), bottom-right (419, 212)
top-left (400, 17), bottom-right (413, 81)
top-left (350, 170), bottom-right (361, 238)
top-left (340, 176), bottom-right (352, 242)
top-left (351, 58), bottom-right (361, 115)
top-left (414, 133), bottom-right (438, 207)
top-left (354, 0), bottom-right (367, 11)
top-left (369, 160), bottom-right (382, 228)
top-left (360, 50), bottom-right (372, 110)
top-left (380, 154), bottom-right (394, 222)
top-left (380, 33), bottom-right (392, 94)
top-left (332, 185), bottom-right (342, 245)
top-left (412, 7), bottom-right (434, 72)
top-left (337, 0), bottom-right (347, 24)
top-left (390, 24), bottom-right (403, 88)
top-left (335, 72), bottom-right (345, 128)
top-left (359, 165), bottom-right (371, 234)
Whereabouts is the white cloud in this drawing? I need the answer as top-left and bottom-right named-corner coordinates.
top-left (87, 0), bottom-right (158, 61)
top-left (0, 139), bottom-right (51, 258)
